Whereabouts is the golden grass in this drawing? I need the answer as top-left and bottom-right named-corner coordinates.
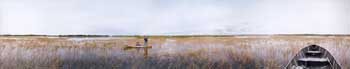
top-left (0, 36), bottom-right (348, 69)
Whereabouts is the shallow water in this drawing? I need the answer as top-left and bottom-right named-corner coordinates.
top-left (0, 36), bottom-right (349, 69)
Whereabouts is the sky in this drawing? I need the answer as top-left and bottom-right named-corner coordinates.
top-left (0, 0), bottom-right (349, 35)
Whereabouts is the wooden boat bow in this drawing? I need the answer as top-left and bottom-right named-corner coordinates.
top-left (285, 45), bottom-right (341, 69)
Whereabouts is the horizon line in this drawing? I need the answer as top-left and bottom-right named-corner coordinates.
top-left (0, 34), bottom-right (350, 37)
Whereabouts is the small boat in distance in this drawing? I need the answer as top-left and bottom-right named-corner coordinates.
top-left (285, 45), bottom-right (341, 69)
top-left (124, 37), bottom-right (152, 48)
top-left (124, 45), bottom-right (152, 48)
top-left (125, 41), bottom-right (152, 48)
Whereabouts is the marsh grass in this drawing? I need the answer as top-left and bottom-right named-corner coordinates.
top-left (0, 36), bottom-right (349, 69)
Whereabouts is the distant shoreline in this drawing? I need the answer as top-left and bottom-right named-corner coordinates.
top-left (0, 34), bottom-right (350, 37)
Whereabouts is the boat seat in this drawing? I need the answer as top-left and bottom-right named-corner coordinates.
top-left (297, 57), bottom-right (330, 67)
top-left (306, 51), bottom-right (321, 54)
top-left (305, 51), bottom-right (323, 57)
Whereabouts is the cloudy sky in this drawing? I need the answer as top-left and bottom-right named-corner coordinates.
top-left (0, 0), bottom-right (349, 35)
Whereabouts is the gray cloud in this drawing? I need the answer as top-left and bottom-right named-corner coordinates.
top-left (0, 0), bottom-right (349, 35)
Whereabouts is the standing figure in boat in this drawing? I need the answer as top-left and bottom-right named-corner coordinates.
top-left (144, 36), bottom-right (148, 46)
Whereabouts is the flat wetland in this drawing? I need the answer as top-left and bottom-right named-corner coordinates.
top-left (0, 35), bottom-right (349, 69)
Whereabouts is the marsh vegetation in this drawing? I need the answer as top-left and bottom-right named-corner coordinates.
top-left (0, 35), bottom-right (349, 69)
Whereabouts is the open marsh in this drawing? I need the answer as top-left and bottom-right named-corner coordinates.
top-left (0, 35), bottom-right (349, 69)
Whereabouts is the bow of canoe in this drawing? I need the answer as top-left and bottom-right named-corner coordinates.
top-left (285, 45), bottom-right (341, 69)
